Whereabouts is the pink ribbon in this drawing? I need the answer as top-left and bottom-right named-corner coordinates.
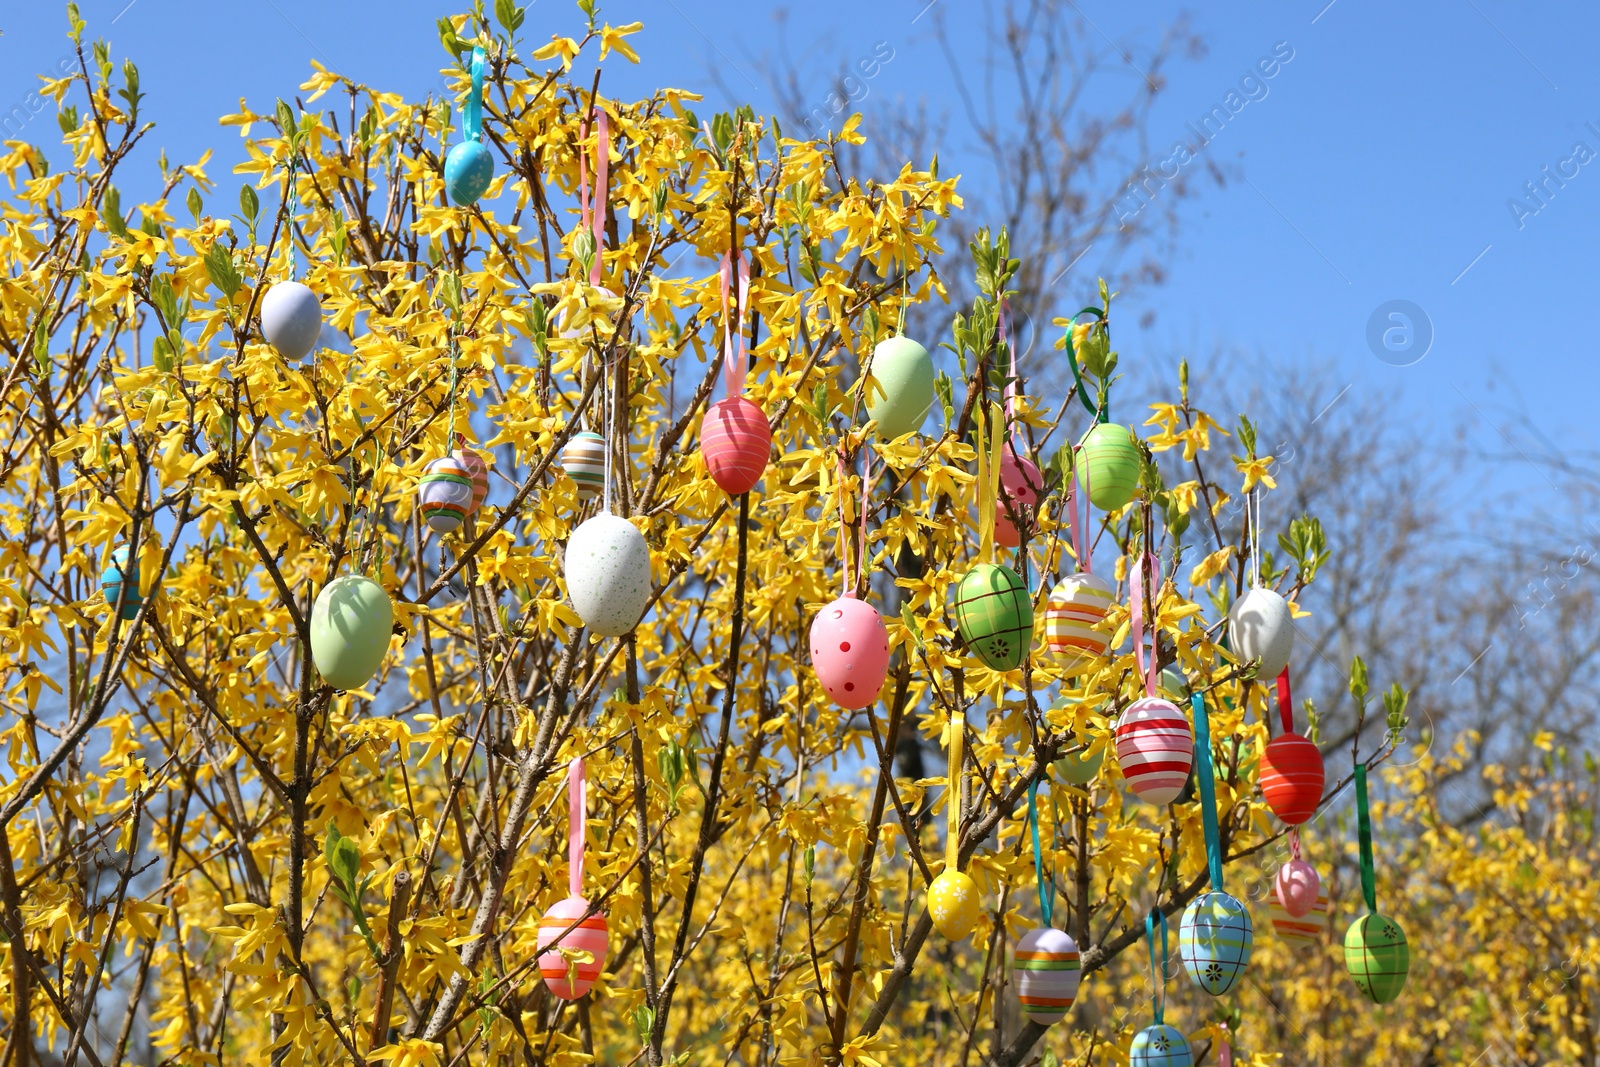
top-left (567, 757), bottom-right (586, 899)
top-left (1218, 1022), bottom-right (1233, 1067)
top-left (718, 250), bottom-right (750, 399)
top-left (1128, 550), bottom-right (1160, 697)
top-left (578, 109), bottom-right (610, 287)
top-left (1000, 299), bottom-right (1021, 446)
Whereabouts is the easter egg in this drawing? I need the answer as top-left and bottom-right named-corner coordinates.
top-left (864, 335), bottom-right (934, 439)
top-left (1179, 891), bottom-right (1253, 995)
top-left (952, 563), bottom-right (1032, 672)
top-left (1345, 912), bottom-right (1409, 1004)
top-left (995, 448), bottom-right (1042, 547)
top-left (453, 448), bottom-right (489, 514)
top-left (1269, 890), bottom-right (1329, 948)
top-left (416, 456), bottom-right (475, 534)
top-left (1114, 697), bottom-right (1193, 805)
top-left (444, 139), bottom-right (495, 206)
top-left (310, 575), bottom-right (393, 691)
top-left (259, 280), bottom-right (322, 361)
top-left (537, 896), bottom-right (609, 1000)
top-left (101, 546), bottom-right (142, 621)
top-left (559, 431), bottom-right (608, 501)
top-left (1012, 926), bottom-right (1081, 1025)
top-left (809, 595), bottom-right (891, 710)
top-left (1227, 587), bottom-right (1294, 679)
top-left (1275, 859), bottom-right (1321, 919)
top-left (928, 870), bottom-right (979, 940)
top-left (564, 513), bottom-right (651, 637)
top-left (1075, 423), bottom-right (1141, 511)
top-left (1129, 1023), bottom-right (1193, 1067)
top-left (1044, 571), bottom-right (1114, 667)
top-left (1260, 732), bottom-right (1324, 824)
top-left (700, 396), bottom-right (772, 495)
top-left (1052, 731), bottom-right (1105, 786)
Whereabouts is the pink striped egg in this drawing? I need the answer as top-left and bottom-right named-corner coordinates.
top-left (452, 447), bottom-right (489, 514)
top-left (995, 448), bottom-right (1042, 548)
top-left (700, 396), bottom-right (772, 495)
top-left (417, 457), bottom-right (475, 534)
top-left (1044, 571), bottom-right (1115, 667)
top-left (537, 896), bottom-right (609, 1000)
top-left (1114, 696), bottom-right (1193, 805)
top-left (809, 595), bottom-right (891, 710)
top-left (1012, 926), bottom-right (1081, 1025)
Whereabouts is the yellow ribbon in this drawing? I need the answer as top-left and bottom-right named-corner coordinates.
top-left (946, 710), bottom-right (965, 871)
top-left (976, 403), bottom-right (1004, 565)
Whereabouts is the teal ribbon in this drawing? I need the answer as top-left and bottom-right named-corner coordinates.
top-left (1145, 907), bottom-right (1168, 1025)
top-left (464, 47), bottom-right (487, 142)
top-left (1191, 692), bottom-right (1224, 891)
top-left (1027, 781), bottom-right (1053, 927)
top-left (1355, 761), bottom-right (1377, 912)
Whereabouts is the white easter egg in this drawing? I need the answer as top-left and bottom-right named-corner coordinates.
top-left (1227, 586), bottom-right (1295, 678)
top-left (260, 281), bottom-right (323, 361)
top-left (564, 513), bottom-right (651, 637)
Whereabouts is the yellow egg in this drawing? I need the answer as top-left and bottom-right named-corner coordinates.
top-left (928, 870), bottom-right (980, 940)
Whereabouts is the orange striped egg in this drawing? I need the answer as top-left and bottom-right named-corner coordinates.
top-left (1260, 732), bottom-right (1325, 825)
top-left (559, 431), bottom-right (607, 502)
top-left (537, 896), bottom-right (609, 1000)
top-left (700, 396), bottom-right (772, 495)
top-left (1113, 697), bottom-right (1193, 805)
top-left (417, 457), bottom-right (475, 534)
top-left (1045, 571), bottom-right (1115, 667)
top-left (1269, 890), bottom-right (1329, 949)
top-left (1012, 926), bottom-right (1081, 1025)
top-left (452, 447), bottom-right (490, 514)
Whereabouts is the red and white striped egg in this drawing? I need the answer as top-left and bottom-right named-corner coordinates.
top-left (1114, 696), bottom-right (1193, 806)
top-left (700, 396), bottom-right (772, 495)
top-left (1260, 732), bottom-right (1325, 825)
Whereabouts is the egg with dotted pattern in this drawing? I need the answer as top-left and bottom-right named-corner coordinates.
top-left (444, 139), bottom-right (494, 206)
top-left (809, 595), bottom-right (890, 710)
top-left (928, 870), bottom-right (980, 940)
top-left (995, 447), bottom-right (1042, 547)
top-left (564, 513), bottom-right (652, 638)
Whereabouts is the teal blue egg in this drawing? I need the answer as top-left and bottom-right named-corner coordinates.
top-left (445, 140), bottom-right (494, 206)
top-left (100, 546), bottom-right (142, 621)
top-left (1130, 1023), bottom-right (1192, 1066)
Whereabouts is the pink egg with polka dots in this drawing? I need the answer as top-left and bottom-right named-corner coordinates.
top-left (995, 447), bottom-right (1042, 548)
top-left (809, 595), bottom-right (891, 710)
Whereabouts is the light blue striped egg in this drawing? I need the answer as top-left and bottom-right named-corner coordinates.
top-left (1179, 891), bottom-right (1253, 995)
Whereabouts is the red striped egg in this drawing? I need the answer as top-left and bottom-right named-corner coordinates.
top-left (1260, 732), bottom-right (1324, 825)
top-left (452, 447), bottom-right (489, 514)
top-left (700, 396), bottom-right (772, 495)
top-left (1012, 926), bottom-right (1081, 1025)
top-left (995, 448), bottom-right (1042, 548)
top-left (1269, 890), bottom-right (1329, 949)
top-left (1114, 697), bottom-right (1193, 805)
top-left (1044, 571), bottom-right (1115, 667)
top-left (537, 896), bottom-right (609, 1000)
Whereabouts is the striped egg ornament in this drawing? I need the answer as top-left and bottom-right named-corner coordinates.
top-left (101, 546), bottom-right (142, 621)
top-left (1044, 571), bottom-right (1115, 666)
top-left (559, 431), bottom-right (608, 501)
top-left (453, 447), bottom-right (490, 514)
top-left (1269, 890), bottom-right (1329, 948)
top-left (1129, 1023), bottom-right (1193, 1067)
top-left (1179, 891), bottom-right (1253, 995)
top-left (952, 562), bottom-right (1032, 671)
top-left (537, 896), bottom-right (610, 1000)
top-left (1075, 422), bottom-right (1142, 511)
top-left (1260, 732), bottom-right (1325, 825)
top-left (1114, 697), bottom-right (1194, 805)
top-left (417, 457), bottom-right (476, 534)
top-left (1345, 911), bottom-right (1409, 1004)
top-left (700, 396), bottom-right (772, 494)
top-left (1012, 926), bottom-right (1081, 1025)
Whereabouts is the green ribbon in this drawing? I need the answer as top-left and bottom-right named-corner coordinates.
top-left (1145, 907), bottom-right (1168, 1025)
top-left (1062, 306), bottom-right (1110, 424)
top-left (1027, 781), bottom-right (1053, 928)
top-left (464, 47), bottom-right (487, 142)
top-left (1355, 761), bottom-right (1377, 913)
top-left (1190, 692), bottom-right (1224, 891)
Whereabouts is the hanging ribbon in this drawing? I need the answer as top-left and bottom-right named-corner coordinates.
top-left (1354, 761), bottom-right (1377, 913)
top-left (1275, 667), bottom-right (1294, 734)
top-left (945, 711), bottom-right (966, 873)
top-left (567, 756), bottom-right (587, 900)
top-left (1145, 908), bottom-right (1169, 1026)
top-left (718, 250), bottom-right (751, 400)
top-left (1128, 550), bottom-right (1160, 697)
top-left (577, 107), bottom-right (611, 287)
top-left (1218, 1022), bottom-right (1234, 1067)
top-left (834, 445), bottom-right (877, 598)
top-left (1063, 308), bottom-right (1109, 423)
top-left (1191, 692), bottom-right (1225, 891)
top-left (1000, 299), bottom-right (1022, 446)
top-left (974, 402), bottom-right (1003, 565)
top-left (463, 47), bottom-right (487, 142)
top-left (1027, 780), bottom-right (1054, 927)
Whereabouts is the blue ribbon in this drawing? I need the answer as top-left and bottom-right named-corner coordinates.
top-left (1191, 692), bottom-right (1224, 891)
top-left (464, 47), bottom-right (487, 142)
top-left (1027, 780), bottom-right (1053, 928)
top-left (1145, 907), bottom-right (1168, 1025)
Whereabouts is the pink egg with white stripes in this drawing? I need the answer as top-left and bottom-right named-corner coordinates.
top-left (810, 595), bottom-right (891, 710)
top-left (995, 448), bottom-right (1042, 548)
top-left (1275, 859), bottom-right (1321, 919)
top-left (537, 896), bottom-right (609, 1000)
top-left (1114, 696), bottom-right (1193, 805)
top-left (700, 396), bottom-right (772, 494)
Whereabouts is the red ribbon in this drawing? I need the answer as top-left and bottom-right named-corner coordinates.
top-left (1275, 666), bottom-right (1293, 734)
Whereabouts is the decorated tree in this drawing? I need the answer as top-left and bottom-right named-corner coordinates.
top-left (0, 4), bottom-right (1416, 1066)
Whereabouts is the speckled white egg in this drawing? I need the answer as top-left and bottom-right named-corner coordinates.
top-left (1227, 586), bottom-right (1295, 678)
top-left (564, 513), bottom-right (651, 637)
top-left (259, 280), bottom-right (323, 361)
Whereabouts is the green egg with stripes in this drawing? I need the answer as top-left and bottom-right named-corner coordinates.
top-left (951, 563), bottom-right (1032, 672)
top-left (1075, 422), bottom-right (1142, 511)
top-left (1345, 911), bottom-right (1410, 1004)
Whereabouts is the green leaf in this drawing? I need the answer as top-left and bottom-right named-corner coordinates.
top-left (239, 184), bottom-right (259, 222)
top-left (185, 186), bottom-right (203, 223)
top-left (204, 243), bottom-right (241, 299)
top-left (66, 3), bottom-right (85, 44)
top-left (102, 186), bottom-right (128, 238)
top-left (494, 0), bottom-right (526, 33)
top-left (325, 826), bottom-right (361, 892)
top-left (437, 17), bottom-right (468, 59)
top-left (1349, 656), bottom-right (1368, 705)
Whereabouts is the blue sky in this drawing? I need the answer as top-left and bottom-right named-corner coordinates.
top-left (2, 0), bottom-right (1591, 518)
